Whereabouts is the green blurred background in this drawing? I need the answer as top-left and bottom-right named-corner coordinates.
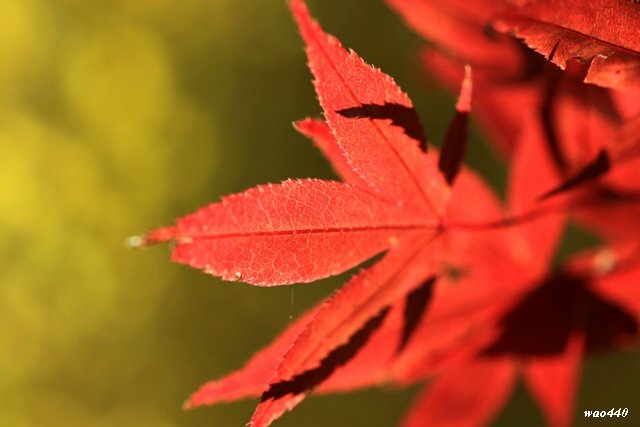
top-left (1, 0), bottom-right (637, 426)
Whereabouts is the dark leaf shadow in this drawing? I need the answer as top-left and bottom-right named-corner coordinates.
top-left (260, 306), bottom-right (391, 401)
top-left (337, 103), bottom-right (427, 151)
top-left (539, 150), bottom-right (610, 200)
top-left (594, 185), bottom-right (640, 203)
top-left (439, 112), bottom-right (469, 185)
top-left (398, 277), bottom-right (436, 353)
top-left (540, 74), bottom-right (569, 172)
top-left (483, 272), bottom-right (638, 357)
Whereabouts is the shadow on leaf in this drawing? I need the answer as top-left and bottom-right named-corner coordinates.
top-left (398, 277), bottom-right (436, 353)
top-left (337, 103), bottom-right (426, 151)
top-left (261, 306), bottom-right (391, 401)
top-left (483, 272), bottom-right (638, 357)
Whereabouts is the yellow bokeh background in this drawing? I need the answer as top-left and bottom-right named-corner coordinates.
top-left (1, 1), bottom-right (637, 426)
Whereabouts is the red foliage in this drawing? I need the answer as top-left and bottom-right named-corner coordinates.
top-left (495, 0), bottom-right (640, 91)
top-left (135, 0), bottom-right (640, 425)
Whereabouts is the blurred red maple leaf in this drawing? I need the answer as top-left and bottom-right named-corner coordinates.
top-left (495, 0), bottom-right (640, 92)
top-left (386, 0), bottom-right (640, 242)
top-left (394, 134), bottom-right (640, 426)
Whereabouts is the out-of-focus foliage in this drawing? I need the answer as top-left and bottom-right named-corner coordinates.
top-left (1, 1), bottom-right (637, 426)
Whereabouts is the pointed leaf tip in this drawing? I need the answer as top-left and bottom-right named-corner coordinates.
top-left (125, 235), bottom-right (146, 249)
top-left (289, 0), bottom-right (309, 23)
top-left (456, 65), bottom-right (473, 113)
top-left (127, 226), bottom-right (179, 249)
top-left (182, 398), bottom-right (194, 411)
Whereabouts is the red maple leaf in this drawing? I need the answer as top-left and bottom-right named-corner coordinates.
top-left (132, 1), bottom-right (640, 426)
top-left (177, 83), bottom-right (640, 427)
top-left (132, 1), bottom-right (482, 424)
